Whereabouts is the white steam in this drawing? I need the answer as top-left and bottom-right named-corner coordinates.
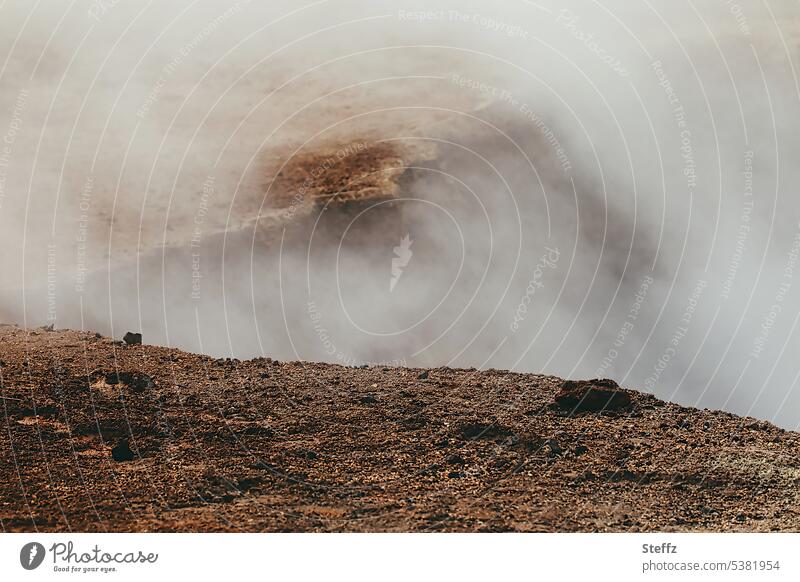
top-left (1, 0), bottom-right (800, 427)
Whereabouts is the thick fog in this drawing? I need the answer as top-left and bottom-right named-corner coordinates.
top-left (1, 0), bottom-right (800, 427)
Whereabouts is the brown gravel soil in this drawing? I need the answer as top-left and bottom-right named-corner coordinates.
top-left (262, 140), bottom-right (437, 214)
top-left (1, 325), bottom-right (799, 532)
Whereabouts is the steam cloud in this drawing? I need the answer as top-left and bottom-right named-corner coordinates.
top-left (1, 0), bottom-right (800, 427)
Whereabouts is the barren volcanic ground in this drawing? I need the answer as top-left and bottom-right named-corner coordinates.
top-left (1, 325), bottom-right (799, 532)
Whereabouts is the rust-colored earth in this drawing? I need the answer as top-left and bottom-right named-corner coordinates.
top-left (1, 325), bottom-right (799, 532)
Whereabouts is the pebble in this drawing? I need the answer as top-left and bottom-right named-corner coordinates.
top-left (111, 440), bottom-right (135, 462)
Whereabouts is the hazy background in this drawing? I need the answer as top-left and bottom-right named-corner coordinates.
top-left (1, 0), bottom-right (800, 427)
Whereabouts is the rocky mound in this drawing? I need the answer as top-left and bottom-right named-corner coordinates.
top-left (1, 325), bottom-right (799, 532)
top-left (554, 379), bottom-right (632, 413)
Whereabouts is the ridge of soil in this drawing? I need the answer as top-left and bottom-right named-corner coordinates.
top-left (1, 325), bottom-right (799, 532)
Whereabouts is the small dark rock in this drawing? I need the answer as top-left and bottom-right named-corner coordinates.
top-left (459, 422), bottom-right (515, 440)
top-left (111, 440), bottom-right (135, 462)
top-left (418, 371), bottom-right (429, 380)
top-left (123, 332), bottom-right (142, 345)
top-left (97, 371), bottom-right (154, 393)
top-left (446, 454), bottom-right (466, 466)
top-left (116, 372), bottom-right (154, 392)
top-left (745, 420), bottom-right (770, 431)
top-left (575, 444), bottom-right (589, 456)
top-left (360, 395), bottom-right (378, 404)
top-left (546, 439), bottom-right (563, 457)
top-left (447, 471), bottom-right (465, 479)
top-left (554, 379), bottom-right (632, 413)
